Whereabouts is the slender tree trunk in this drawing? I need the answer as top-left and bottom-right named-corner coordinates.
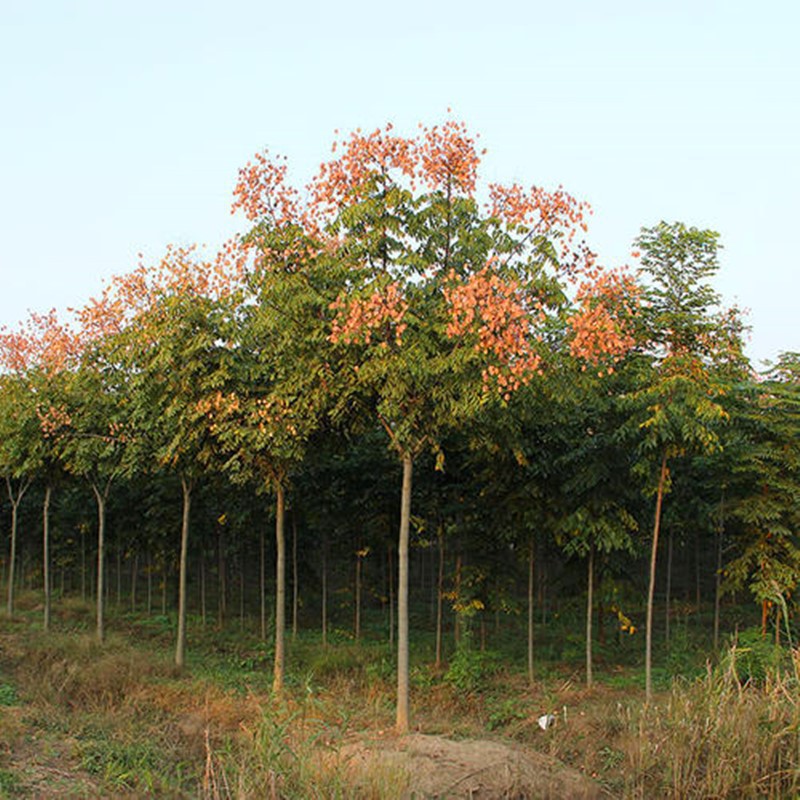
top-left (116, 547), bottom-right (122, 607)
top-left (81, 525), bottom-right (87, 603)
top-left (130, 552), bottom-right (139, 612)
top-left (260, 524), bottom-right (266, 641)
top-left (161, 559), bottom-right (167, 616)
top-left (586, 544), bottom-right (594, 688)
top-left (239, 555), bottom-right (245, 631)
top-left (322, 535), bottom-right (328, 647)
top-left (527, 535), bottom-right (535, 685)
top-left (218, 524), bottom-right (227, 627)
top-left (454, 553), bottom-right (462, 648)
top-left (175, 476), bottom-right (192, 668)
top-left (200, 554), bottom-right (206, 627)
top-left (42, 485), bottom-right (52, 632)
top-left (91, 481), bottom-right (109, 643)
top-left (387, 541), bottom-right (394, 647)
top-left (292, 513), bottom-right (298, 641)
top-left (146, 549), bottom-right (153, 615)
top-left (354, 550), bottom-right (362, 641)
top-left (665, 529), bottom-right (673, 647)
top-left (435, 523), bottom-right (444, 669)
top-left (646, 452), bottom-right (668, 702)
top-left (396, 451), bottom-right (413, 734)
top-left (713, 494), bottom-right (724, 650)
top-left (5, 476), bottom-right (31, 618)
top-left (273, 483), bottom-right (286, 693)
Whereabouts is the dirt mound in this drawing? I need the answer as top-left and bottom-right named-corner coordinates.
top-left (340, 732), bottom-right (602, 799)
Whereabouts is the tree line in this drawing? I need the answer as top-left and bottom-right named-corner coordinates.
top-left (1, 120), bottom-right (798, 731)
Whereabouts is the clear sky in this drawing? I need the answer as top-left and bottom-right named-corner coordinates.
top-left (1, 0), bottom-right (797, 367)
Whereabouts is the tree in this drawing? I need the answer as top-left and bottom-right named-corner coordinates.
top-left (310, 120), bottom-right (635, 730)
top-left (629, 221), bottom-right (747, 700)
top-left (724, 354), bottom-right (800, 637)
top-left (108, 247), bottom-right (234, 667)
top-left (0, 310), bottom-right (76, 623)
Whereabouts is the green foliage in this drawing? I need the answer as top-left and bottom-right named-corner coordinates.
top-left (0, 682), bottom-right (18, 706)
top-left (444, 644), bottom-right (501, 693)
top-left (486, 696), bottom-right (527, 731)
top-left (78, 737), bottom-right (166, 793)
top-left (0, 769), bottom-right (21, 798)
top-left (722, 627), bottom-right (787, 684)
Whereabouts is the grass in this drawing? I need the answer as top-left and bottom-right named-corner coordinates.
top-left (0, 594), bottom-right (798, 797)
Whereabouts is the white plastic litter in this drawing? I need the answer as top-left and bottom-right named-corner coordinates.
top-left (537, 713), bottom-right (555, 730)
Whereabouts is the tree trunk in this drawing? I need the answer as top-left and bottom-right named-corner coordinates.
top-left (91, 481), bottom-right (110, 643)
top-left (292, 513), bottom-right (298, 641)
top-left (200, 554), bottom-right (206, 627)
top-left (322, 535), bottom-right (328, 647)
top-left (130, 551), bottom-right (139, 612)
top-left (218, 523), bottom-right (227, 627)
top-left (396, 451), bottom-right (413, 734)
top-left (387, 541), bottom-right (394, 647)
top-left (435, 523), bottom-right (444, 669)
top-left (665, 529), bottom-right (673, 647)
top-left (527, 535), bottom-right (535, 685)
top-left (646, 452), bottom-right (668, 702)
top-left (260, 523), bottom-right (266, 641)
top-left (273, 482), bottom-right (286, 693)
top-left (586, 544), bottom-right (594, 688)
top-left (454, 553), bottom-right (462, 648)
top-left (354, 550), bottom-right (362, 641)
top-left (239, 555), bottom-right (245, 631)
top-left (5, 476), bottom-right (31, 618)
top-left (175, 476), bottom-right (192, 668)
top-left (81, 524), bottom-right (87, 603)
top-left (713, 494), bottom-right (724, 650)
top-left (42, 485), bottom-right (52, 632)
top-left (116, 546), bottom-right (122, 607)
top-left (146, 549), bottom-right (153, 615)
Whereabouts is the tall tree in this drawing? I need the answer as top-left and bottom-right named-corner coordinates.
top-left (311, 120), bottom-right (635, 731)
top-left (629, 221), bottom-right (747, 700)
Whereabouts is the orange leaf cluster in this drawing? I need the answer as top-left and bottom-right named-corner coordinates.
top-left (330, 282), bottom-right (409, 347)
top-left (311, 124), bottom-right (416, 215)
top-left (231, 151), bottom-right (301, 225)
top-left (37, 403), bottom-right (72, 439)
top-left (444, 267), bottom-right (542, 398)
top-left (568, 269), bottom-right (638, 367)
top-left (416, 119), bottom-right (481, 195)
top-left (0, 310), bottom-right (79, 375)
top-left (489, 183), bottom-right (595, 276)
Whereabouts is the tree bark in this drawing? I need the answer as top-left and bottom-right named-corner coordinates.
top-left (354, 549), bottom-right (362, 641)
top-left (713, 494), bottom-right (724, 650)
top-left (435, 523), bottom-right (444, 669)
top-left (260, 523), bottom-right (266, 641)
top-left (322, 535), bottom-right (328, 647)
top-left (645, 452), bottom-right (668, 702)
top-left (91, 480), bottom-right (110, 643)
top-left (586, 544), bottom-right (594, 688)
top-left (5, 476), bottom-right (31, 618)
top-left (273, 482), bottom-right (286, 693)
top-left (387, 541), bottom-right (394, 647)
top-left (175, 476), bottom-right (192, 668)
top-left (527, 535), bottom-right (535, 685)
top-left (396, 451), bottom-right (413, 734)
top-left (42, 485), bottom-right (52, 632)
top-left (665, 529), bottom-right (673, 647)
top-left (292, 513), bottom-right (298, 641)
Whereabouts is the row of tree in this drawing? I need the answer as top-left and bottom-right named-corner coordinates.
top-left (2, 120), bottom-right (798, 731)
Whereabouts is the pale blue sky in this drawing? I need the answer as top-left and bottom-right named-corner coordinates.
top-left (1, 0), bottom-right (797, 366)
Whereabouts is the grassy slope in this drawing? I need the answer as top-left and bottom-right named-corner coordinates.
top-left (1, 593), bottom-right (799, 798)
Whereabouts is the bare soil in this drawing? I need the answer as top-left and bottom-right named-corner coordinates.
top-left (339, 732), bottom-right (602, 799)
